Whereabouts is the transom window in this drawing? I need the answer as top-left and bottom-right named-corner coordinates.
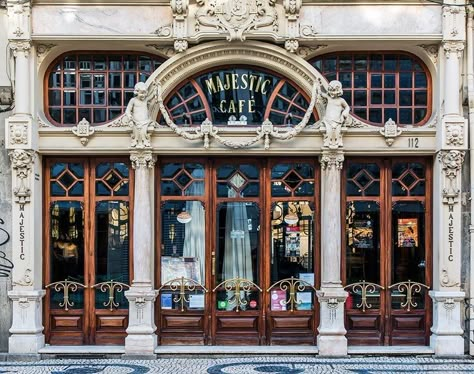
top-left (161, 67), bottom-right (317, 126)
top-left (310, 52), bottom-right (431, 126)
top-left (46, 53), bottom-right (164, 126)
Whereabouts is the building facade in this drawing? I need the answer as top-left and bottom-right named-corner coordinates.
top-left (0, 0), bottom-right (473, 357)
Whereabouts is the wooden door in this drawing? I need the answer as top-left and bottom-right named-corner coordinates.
top-left (210, 160), bottom-right (264, 345)
top-left (44, 158), bottom-right (132, 345)
top-left (265, 160), bottom-right (319, 345)
top-left (343, 158), bottom-right (431, 346)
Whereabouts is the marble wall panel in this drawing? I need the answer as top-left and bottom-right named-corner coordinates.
top-left (32, 6), bottom-right (172, 36)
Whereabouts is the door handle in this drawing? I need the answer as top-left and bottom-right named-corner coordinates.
top-left (212, 251), bottom-right (216, 276)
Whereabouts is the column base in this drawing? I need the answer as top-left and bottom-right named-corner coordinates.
top-left (317, 335), bottom-right (348, 356)
top-left (317, 287), bottom-right (348, 356)
top-left (429, 290), bottom-right (465, 356)
top-left (8, 289), bottom-right (46, 355)
top-left (124, 286), bottom-right (158, 356)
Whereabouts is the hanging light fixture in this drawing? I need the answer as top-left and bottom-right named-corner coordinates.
top-left (284, 212), bottom-right (299, 225)
top-left (177, 210), bottom-right (192, 224)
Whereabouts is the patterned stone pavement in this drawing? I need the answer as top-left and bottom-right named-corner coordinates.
top-left (0, 356), bottom-right (474, 374)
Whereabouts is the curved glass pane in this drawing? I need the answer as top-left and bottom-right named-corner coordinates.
top-left (47, 53), bottom-right (164, 126)
top-left (163, 67), bottom-right (317, 126)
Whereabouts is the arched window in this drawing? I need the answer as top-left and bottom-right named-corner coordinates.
top-left (161, 67), bottom-right (317, 126)
top-left (310, 52), bottom-right (431, 126)
top-left (46, 52), bottom-right (165, 126)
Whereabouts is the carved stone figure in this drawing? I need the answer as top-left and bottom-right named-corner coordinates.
top-left (126, 82), bottom-right (153, 149)
top-left (318, 80), bottom-right (350, 149)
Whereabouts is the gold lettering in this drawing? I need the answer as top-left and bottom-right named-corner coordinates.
top-left (261, 79), bottom-right (271, 95)
top-left (232, 74), bottom-right (239, 90)
top-left (220, 100), bottom-right (227, 113)
top-left (205, 78), bottom-right (217, 94)
top-left (215, 76), bottom-right (225, 92)
top-left (241, 74), bottom-right (248, 89)
top-left (249, 75), bottom-right (257, 91)
top-left (224, 74), bottom-right (231, 90)
top-left (255, 76), bottom-right (263, 93)
top-left (228, 100), bottom-right (236, 113)
top-left (239, 100), bottom-right (245, 113)
top-left (248, 99), bottom-right (255, 113)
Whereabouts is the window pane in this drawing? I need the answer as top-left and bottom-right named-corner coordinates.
top-left (345, 201), bottom-right (380, 286)
top-left (271, 201), bottom-right (314, 284)
top-left (95, 201), bottom-right (130, 309)
top-left (49, 201), bottom-right (84, 308)
top-left (49, 91), bottom-right (61, 106)
top-left (161, 200), bottom-right (206, 288)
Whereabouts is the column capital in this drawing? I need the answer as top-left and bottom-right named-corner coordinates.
top-left (442, 40), bottom-right (465, 59)
top-left (319, 151), bottom-right (344, 171)
top-left (130, 150), bottom-right (156, 169)
top-left (9, 149), bottom-right (35, 205)
top-left (9, 40), bottom-right (32, 57)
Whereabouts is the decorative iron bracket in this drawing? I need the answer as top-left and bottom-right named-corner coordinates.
top-left (267, 276), bottom-right (316, 312)
top-left (90, 280), bottom-right (130, 311)
top-left (344, 280), bottom-right (384, 312)
top-left (389, 280), bottom-right (429, 312)
top-left (46, 279), bottom-right (86, 311)
top-left (158, 276), bottom-right (208, 312)
top-left (213, 277), bottom-right (262, 312)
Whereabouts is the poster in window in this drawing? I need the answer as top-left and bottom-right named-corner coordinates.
top-left (161, 256), bottom-right (201, 284)
top-left (352, 219), bottom-right (374, 249)
top-left (285, 226), bottom-right (300, 257)
top-left (397, 218), bottom-right (418, 247)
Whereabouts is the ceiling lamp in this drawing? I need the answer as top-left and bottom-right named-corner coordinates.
top-left (177, 210), bottom-right (192, 224)
top-left (284, 212), bottom-right (298, 225)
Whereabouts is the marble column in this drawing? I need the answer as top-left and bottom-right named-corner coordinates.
top-left (317, 150), bottom-right (348, 356)
top-left (124, 150), bottom-right (157, 358)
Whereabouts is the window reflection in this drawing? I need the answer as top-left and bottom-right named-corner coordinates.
top-left (50, 201), bottom-right (84, 309)
top-left (270, 201), bottom-right (314, 284)
top-left (161, 200), bottom-right (206, 285)
top-left (95, 201), bottom-right (130, 309)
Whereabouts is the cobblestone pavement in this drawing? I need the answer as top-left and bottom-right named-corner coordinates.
top-left (1, 356), bottom-right (474, 374)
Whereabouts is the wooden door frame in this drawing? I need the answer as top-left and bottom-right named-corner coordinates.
top-left (43, 157), bottom-right (133, 345)
top-left (342, 156), bottom-right (432, 346)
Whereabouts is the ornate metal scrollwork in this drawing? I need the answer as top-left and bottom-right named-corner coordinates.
top-left (45, 279), bottom-right (86, 311)
top-left (90, 280), bottom-right (130, 311)
top-left (213, 277), bottom-right (262, 312)
top-left (344, 281), bottom-right (384, 312)
top-left (158, 276), bottom-right (208, 312)
top-left (389, 280), bottom-right (429, 312)
top-left (267, 276), bottom-right (316, 312)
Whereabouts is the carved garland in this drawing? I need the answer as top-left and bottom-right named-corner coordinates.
top-left (157, 82), bottom-right (318, 149)
top-left (438, 150), bottom-right (465, 205)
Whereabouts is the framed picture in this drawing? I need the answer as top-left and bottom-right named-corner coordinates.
top-left (161, 256), bottom-right (201, 284)
top-left (397, 218), bottom-right (418, 247)
top-left (352, 219), bottom-right (374, 249)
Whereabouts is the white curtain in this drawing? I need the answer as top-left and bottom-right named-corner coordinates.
top-left (222, 200), bottom-right (253, 282)
top-left (182, 171), bottom-right (205, 284)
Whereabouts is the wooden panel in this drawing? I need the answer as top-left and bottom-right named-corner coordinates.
top-left (96, 315), bottom-right (127, 329)
top-left (51, 316), bottom-right (82, 330)
top-left (347, 315), bottom-right (380, 330)
top-left (272, 316), bottom-right (312, 329)
top-left (392, 315), bottom-right (424, 330)
top-left (217, 317), bottom-right (258, 330)
top-left (163, 315), bottom-right (204, 329)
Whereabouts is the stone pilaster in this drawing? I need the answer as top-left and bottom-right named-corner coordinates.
top-left (6, 149), bottom-right (45, 356)
top-left (124, 150), bottom-right (157, 358)
top-left (6, 1), bottom-right (44, 356)
top-left (429, 0), bottom-right (468, 356)
top-left (430, 150), bottom-right (466, 355)
top-left (317, 150), bottom-right (347, 356)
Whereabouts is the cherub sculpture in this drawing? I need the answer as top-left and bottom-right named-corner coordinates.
top-left (126, 82), bottom-right (153, 148)
top-left (318, 80), bottom-right (350, 149)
